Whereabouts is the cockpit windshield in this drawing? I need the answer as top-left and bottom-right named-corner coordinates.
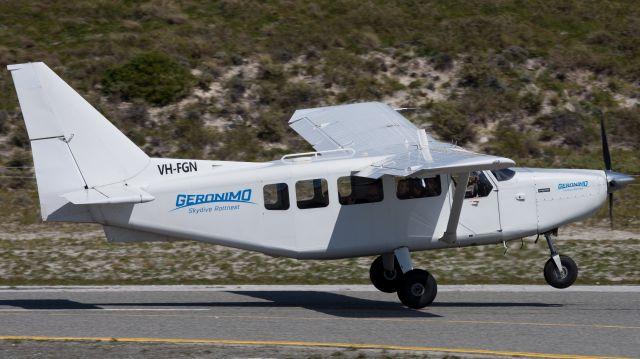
top-left (491, 168), bottom-right (516, 182)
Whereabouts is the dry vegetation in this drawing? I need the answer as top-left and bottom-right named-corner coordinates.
top-left (0, 1), bottom-right (638, 284)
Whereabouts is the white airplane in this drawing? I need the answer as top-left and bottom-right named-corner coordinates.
top-left (7, 62), bottom-right (635, 309)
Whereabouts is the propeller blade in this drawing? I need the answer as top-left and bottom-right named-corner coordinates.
top-left (600, 112), bottom-right (612, 171)
top-left (609, 193), bottom-right (614, 230)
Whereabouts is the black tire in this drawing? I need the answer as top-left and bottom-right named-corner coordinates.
top-left (397, 269), bottom-right (437, 309)
top-left (544, 255), bottom-right (578, 289)
top-left (369, 255), bottom-right (402, 293)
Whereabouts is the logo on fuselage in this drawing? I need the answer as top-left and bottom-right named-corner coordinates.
top-left (558, 181), bottom-right (589, 191)
top-left (172, 189), bottom-right (254, 213)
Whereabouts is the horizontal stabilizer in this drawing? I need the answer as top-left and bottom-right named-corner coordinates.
top-left (63, 184), bottom-right (154, 205)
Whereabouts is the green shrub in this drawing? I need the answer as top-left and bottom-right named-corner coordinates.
top-left (484, 121), bottom-right (540, 160)
top-left (9, 122), bottom-right (29, 148)
top-left (588, 89), bottom-right (617, 109)
top-left (257, 110), bottom-right (287, 143)
top-left (502, 45), bottom-right (529, 64)
top-left (519, 91), bottom-right (543, 115)
top-left (257, 62), bottom-right (285, 82)
top-left (535, 110), bottom-right (597, 148)
top-left (258, 81), bottom-right (322, 112)
top-left (458, 61), bottom-right (503, 90)
top-left (607, 108), bottom-right (640, 149)
top-left (432, 53), bottom-right (454, 71)
top-left (102, 53), bottom-right (195, 106)
top-left (167, 113), bottom-right (213, 159)
top-left (2, 150), bottom-right (33, 189)
top-left (0, 110), bottom-right (8, 135)
top-left (225, 74), bottom-right (247, 103)
top-left (424, 102), bottom-right (475, 145)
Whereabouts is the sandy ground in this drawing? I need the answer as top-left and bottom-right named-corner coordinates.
top-left (0, 341), bottom-right (499, 359)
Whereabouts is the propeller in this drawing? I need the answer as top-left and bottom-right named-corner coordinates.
top-left (599, 113), bottom-right (614, 229)
top-left (600, 113), bottom-right (612, 172)
top-left (599, 111), bottom-right (635, 229)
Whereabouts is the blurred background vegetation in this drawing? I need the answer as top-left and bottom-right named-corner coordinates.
top-left (0, 0), bottom-right (638, 229)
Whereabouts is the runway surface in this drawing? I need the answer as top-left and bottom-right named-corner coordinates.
top-left (0, 285), bottom-right (638, 358)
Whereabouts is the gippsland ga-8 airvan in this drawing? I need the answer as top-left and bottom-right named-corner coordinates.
top-left (7, 62), bottom-right (634, 309)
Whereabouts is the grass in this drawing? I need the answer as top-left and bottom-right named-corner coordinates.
top-left (0, 235), bottom-right (637, 286)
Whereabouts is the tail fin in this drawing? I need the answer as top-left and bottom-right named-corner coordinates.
top-left (7, 62), bottom-right (150, 221)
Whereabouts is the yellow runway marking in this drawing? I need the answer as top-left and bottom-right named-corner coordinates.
top-left (0, 335), bottom-right (632, 359)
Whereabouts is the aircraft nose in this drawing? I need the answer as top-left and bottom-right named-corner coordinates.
top-left (606, 171), bottom-right (635, 193)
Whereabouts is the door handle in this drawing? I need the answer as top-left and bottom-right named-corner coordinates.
top-left (515, 193), bottom-right (526, 201)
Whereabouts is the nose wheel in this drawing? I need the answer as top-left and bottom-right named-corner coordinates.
top-left (543, 232), bottom-right (578, 289)
top-left (369, 247), bottom-right (437, 309)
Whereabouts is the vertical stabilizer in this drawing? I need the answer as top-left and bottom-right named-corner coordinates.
top-left (7, 62), bottom-right (150, 220)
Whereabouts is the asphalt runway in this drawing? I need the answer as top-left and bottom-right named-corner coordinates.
top-left (0, 285), bottom-right (638, 358)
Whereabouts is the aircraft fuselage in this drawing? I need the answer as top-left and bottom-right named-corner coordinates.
top-left (92, 157), bottom-right (607, 259)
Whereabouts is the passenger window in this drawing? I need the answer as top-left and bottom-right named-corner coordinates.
top-left (396, 176), bottom-right (441, 200)
top-left (263, 183), bottom-right (290, 210)
top-left (465, 171), bottom-right (493, 198)
top-left (296, 179), bottom-right (329, 209)
top-left (338, 176), bottom-right (384, 205)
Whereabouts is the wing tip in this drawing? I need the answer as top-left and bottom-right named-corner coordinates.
top-left (7, 64), bottom-right (24, 71)
top-left (7, 62), bottom-right (46, 71)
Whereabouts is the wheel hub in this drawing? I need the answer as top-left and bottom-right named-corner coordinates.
top-left (555, 266), bottom-right (568, 280)
top-left (383, 270), bottom-right (397, 281)
top-left (410, 283), bottom-right (425, 297)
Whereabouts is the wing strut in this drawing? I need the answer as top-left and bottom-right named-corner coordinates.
top-left (440, 172), bottom-right (469, 244)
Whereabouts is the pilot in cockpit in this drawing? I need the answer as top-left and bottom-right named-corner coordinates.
top-left (466, 175), bottom-right (479, 198)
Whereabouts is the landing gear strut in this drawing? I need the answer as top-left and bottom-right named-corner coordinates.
top-left (369, 247), bottom-right (437, 309)
top-left (543, 232), bottom-right (578, 289)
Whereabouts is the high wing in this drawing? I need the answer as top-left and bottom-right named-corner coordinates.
top-left (288, 102), bottom-right (515, 178)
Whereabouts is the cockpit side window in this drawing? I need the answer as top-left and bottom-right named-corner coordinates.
top-left (465, 171), bottom-right (493, 198)
top-left (491, 168), bottom-right (516, 181)
top-left (296, 178), bottom-right (329, 209)
top-left (396, 176), bottom-right (441, 200)
top-left (338, 176), bottom-right (383, 205)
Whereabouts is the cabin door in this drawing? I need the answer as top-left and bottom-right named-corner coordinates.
top-left (457, 171), bottom-right (502, 241)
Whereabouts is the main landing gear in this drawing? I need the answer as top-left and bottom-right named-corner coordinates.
top-left (542, 232), bottom-right (578, 289)
top-left (369, 247), bottom-right (437, 309)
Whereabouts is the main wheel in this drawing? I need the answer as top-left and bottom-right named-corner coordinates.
top-left (544, 255), bottom-right (578, 289)
top-left (397, 269), bottom-right (437, 309)
top-left (369, 255), bottom-right (402, 293)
